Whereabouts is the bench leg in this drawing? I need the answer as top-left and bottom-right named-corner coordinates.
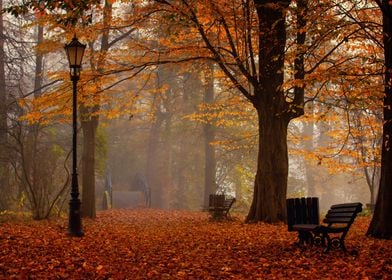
top-left (313, 232), bottom-right (326, 247)
top-left (331, 237), bottom-right (347, 252)
top-left (324, 233), bottom-right (332, 253)
top-left (323, 233), bottom-right (347, 253)
top-left (298, 231), bottom-right (314, 246)
top-left (210, 210), bottom-right (225, 220)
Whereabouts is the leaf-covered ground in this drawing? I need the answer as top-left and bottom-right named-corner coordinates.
top-left (0, 209), bottom-right (391, 279)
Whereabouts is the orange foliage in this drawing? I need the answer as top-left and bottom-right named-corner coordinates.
top-left (0, 209), bottom-right (391, 279)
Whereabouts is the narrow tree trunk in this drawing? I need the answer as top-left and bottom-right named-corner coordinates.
top-left (0, 0), bottom-right (8, 210)
top-left (145, 112), bottom-right (164, 208)
top-left (295, 0), bottom-right (315, 196)
top-left (160, 108), bottom-right (173, 208)
top-left (367, 2), bottom-right (392, 238)
top-left (363, 163), bottom-right (380, 207)
top-left (22, 24), bottom-right (45, 219)
top-left (303, 104), bottom-right (317, 196)
top-left (203, 64), bottom-right (217, 208)
top-left (79, 0), bottom-right (112, 218)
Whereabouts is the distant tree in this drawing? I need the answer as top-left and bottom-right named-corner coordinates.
top-left (202, 63), bottom-right (217, 208)
top-left (145, 65), bottom-right (170, 208)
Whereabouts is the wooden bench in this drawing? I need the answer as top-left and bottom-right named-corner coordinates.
top-left (290, 202), bottom-right (362, 252)
top-left (287, 197), bottom-right (320, 245)
top-left (208, 194), bottom-right (236, 220)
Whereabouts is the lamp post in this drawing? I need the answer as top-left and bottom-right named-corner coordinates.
top-left (65, 35), bottom-right (86, 237)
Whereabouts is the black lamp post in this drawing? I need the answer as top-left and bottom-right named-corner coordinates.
top-left (65, 35), bottom-right (86, 237)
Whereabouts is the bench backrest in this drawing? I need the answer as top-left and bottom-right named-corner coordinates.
top-left (209, 194), bottom-right (225, 208)
top-left (209, 194), bottom-right (235, 211)
top-left (323, 202), bottom-right (362, 227)
top-left (223, 198), bottom-right (236, 213)
top-left (287, 197), bottom-right (319, 231)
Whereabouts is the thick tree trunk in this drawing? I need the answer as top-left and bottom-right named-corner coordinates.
top-left (367, 2), bottom-right (392, 238)
top-left (246, 0), bottom-right (291, 222)
top-left (203, 65), bottom-right (217, 208)
top-left (80, 111), bottom-right (98, 218)
top-left (247, 108), bottom-right (289, 222)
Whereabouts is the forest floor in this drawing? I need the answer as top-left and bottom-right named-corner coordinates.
top-left (0, 209), bottom-right (391, 279)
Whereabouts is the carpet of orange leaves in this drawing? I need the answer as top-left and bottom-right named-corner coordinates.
top-left (0, 209), bottom-right (391, 279)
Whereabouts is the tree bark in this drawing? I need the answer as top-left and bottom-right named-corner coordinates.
top-left (246, 0), bottom-right (292, 222)
top-left (247, 106), bottom-right (289, 222)
top-left (367, 1), bottom-right (392, 239)
top-left (247, 88), bottom-right (290, 221)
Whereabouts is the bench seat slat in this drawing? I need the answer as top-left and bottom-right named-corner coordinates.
top-left (328, 207), bottom-right (360, 213)
top-left (326, 212), bottom-right (357, 218)
top-left (330, 203), bottom-right (362, 209)
top-left (323, 217), bottom-right (355, 224)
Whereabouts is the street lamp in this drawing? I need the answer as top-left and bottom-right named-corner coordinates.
top-left (65, 35), bottom-right (86, 237)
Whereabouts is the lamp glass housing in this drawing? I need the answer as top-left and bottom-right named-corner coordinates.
top-left (65, 36), bottom-right (86, 78)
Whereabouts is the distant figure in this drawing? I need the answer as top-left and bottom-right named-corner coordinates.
top-left (132, 172), bottom-right (151, 207)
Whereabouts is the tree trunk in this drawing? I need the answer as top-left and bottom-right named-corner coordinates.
top-left (145, 64), bottom-right (167, 208)
top-left (246, 0), bottom-right (291, 222)
top-left (145, 110), bottom-right (164, 208)
top-left (247, 107), bottom-right (289, 222)
top-left (203, 64), bottom-right (217, 208)
top-left (160, 103), bottom-right (173, 209)
top-left (79, 0), bottom-right (112, 218)
top-left (295, 0), bottom-right (315, 196)
top-left (0, 0), bottom-right (8, 210)
top-left (367, 2), bottom-right (392, 238)
top-left (22, 24), bottom-right (45, 219)
top-left (80, 110), bottom-right (98, 218)
top-left (303, 107), bottom-right (317, 197)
